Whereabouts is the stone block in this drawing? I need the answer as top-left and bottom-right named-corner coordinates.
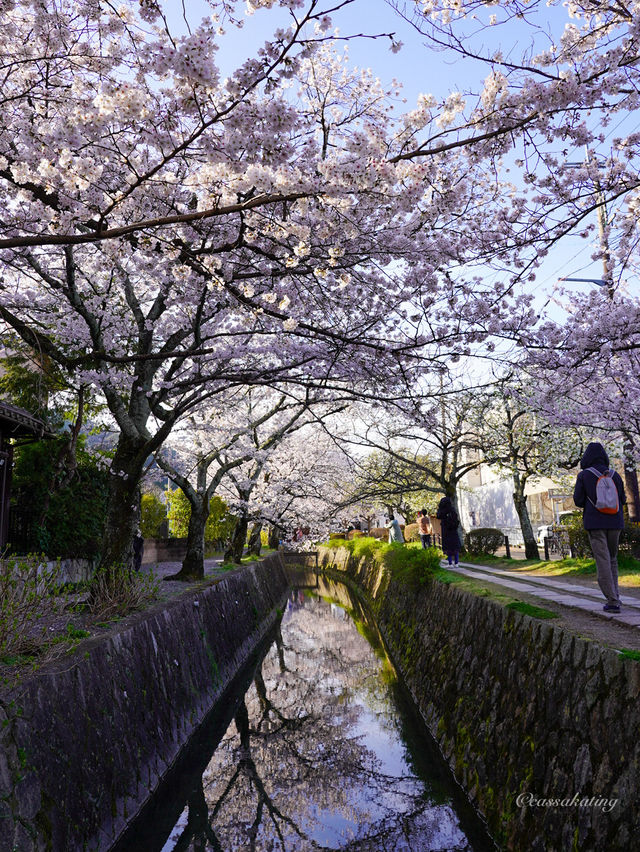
top-left (572, 638), bottom-right (588, 668)
top-left (583, 669), bottom-right (603, 711)
top-left (15, 770), bottom-right (41, 822)
top-left (559, 632), bottom-right (575, 663)
top-left (600, 652), bottom-right (623, 686)
top-left (593, 754), bottom-right (613, 801)
top-left (0, 801), bottom-right (14, 852)
top-left (573, 743), bottom-right (593, 791)
top-left (585, 642), bottom-right (602, 670)
top-left (624, 658), bottom-right (640, 701)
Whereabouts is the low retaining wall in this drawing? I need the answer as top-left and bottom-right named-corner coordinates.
top-left (141, 538), bottom-right (220, 565)
top-left (0, 554), bottom-right (289, 852)
top-left (318, 546), bottom-right (640, 851)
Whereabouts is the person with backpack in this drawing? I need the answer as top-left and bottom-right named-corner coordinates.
top-left (573, 441), bottom-right (626, 613)
top-left (436, 496), bottom-right (462, 566)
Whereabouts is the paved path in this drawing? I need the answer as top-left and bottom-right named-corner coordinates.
top-left (148, 556), bottom-right (225, 581)
top-left (443, 561), bottom-right (640, 628)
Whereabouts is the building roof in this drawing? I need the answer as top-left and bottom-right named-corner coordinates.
top-left (0, 401), bottom-right (51, 440)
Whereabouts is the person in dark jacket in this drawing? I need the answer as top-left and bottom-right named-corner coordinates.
top-left (436, 497), bottom-right (461, 566)
top-left (133, 529), bottom-right (144, 573)
top-left (573, 442), bottom-right (626, 612)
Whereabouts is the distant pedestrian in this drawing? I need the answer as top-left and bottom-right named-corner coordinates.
top-left (386, 516), bottom-right (404, 544)
top-left (573, 441), bottom-right (626, 613)
top-left (133, 528), bottom-right (144, 572)
top-left (417, 509), bottom-right (433, 549)
top-left (436, 497), bottom-right (461, 566)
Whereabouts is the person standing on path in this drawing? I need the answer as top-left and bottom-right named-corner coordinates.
top-left (436, 497), bottom-right (461, 566)
top-left (133, 528), bottom-right (144, 573)
top-left (573, 441), bottom-right (626, 613)
top-left (386, 516), bottom-right (404, 544)
top-left (417, 509), bottom-right (433, 549)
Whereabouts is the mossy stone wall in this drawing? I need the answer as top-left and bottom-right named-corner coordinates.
top-left (0, 555), bottom-right (288, 852)
top-left (318, 545), bottom-right (640, 851)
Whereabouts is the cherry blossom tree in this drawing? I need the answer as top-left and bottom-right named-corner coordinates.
top-left (394, 0), bottom-right (640, 281)
top-left (0, 1), bottom-right (426, 574)
top-left (241, 418), bottom-right (355, 543)
top-left (0, 0), bottom-right (540, 578)
top-left (521, 286), bottom-right (640, 518)
top-left (472, 373), bottom-right (584, 557)
top-left (155, 385), bottom-right (342, 576)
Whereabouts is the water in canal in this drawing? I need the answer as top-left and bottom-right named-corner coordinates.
top-left (116, 577), bottom-right (494, 851)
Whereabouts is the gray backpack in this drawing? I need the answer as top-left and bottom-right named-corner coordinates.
top-left (586, 467), bottom-right (619, 515)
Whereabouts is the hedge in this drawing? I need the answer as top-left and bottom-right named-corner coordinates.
top-left (464, 527), bottom-right (504, 555)
top-left (403, 523), bottom-right (420, 542)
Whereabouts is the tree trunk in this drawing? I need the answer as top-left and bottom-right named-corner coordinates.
top-left (247, 521), bottom-right (262, 556)
top-left (513, 485), bottom-right (540, 560)
top-left (168, 496), bottom-right (209, 581)
top-left (623, 435), bottom-right (640, 522)
top-left (267, 525), bottom-right (281, 549)
top-left (97, 433), bottom-right (147, 581)
top-left (224, 514), bottom-right (248, 564)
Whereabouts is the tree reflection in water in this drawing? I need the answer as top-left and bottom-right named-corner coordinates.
top-left (165, 582), bottom-right (473, 851)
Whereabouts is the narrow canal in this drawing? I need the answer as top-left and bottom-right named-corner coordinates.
top-left (114, 577), bottom-right (495, 851)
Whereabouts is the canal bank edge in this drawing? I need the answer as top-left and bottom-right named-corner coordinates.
top-left (317, 545), bottom-right (640, 852)
top-left (0, 554), bottom-right (289, 852)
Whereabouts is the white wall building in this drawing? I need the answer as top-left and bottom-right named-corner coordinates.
top-left (457, 460), bottom-right (575, 545)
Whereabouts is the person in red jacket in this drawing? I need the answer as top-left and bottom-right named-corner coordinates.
top-left (573, 441), bottom-right (626, 613)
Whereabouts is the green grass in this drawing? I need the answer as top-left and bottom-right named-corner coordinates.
top-left (506, 601), bottom-right (559, 620)
top-left (618, 648), bottom-right (640, 661)
top-left (460, 552), bottom-right (640, 586)
top-left (459, 553), bottom-right (545, 569)
top-left (0, 653), bottom-right (37, 666)
top-left (219, 548), bottom-right (279, 572)
top-left (65, 624), bottom-right (91, 640)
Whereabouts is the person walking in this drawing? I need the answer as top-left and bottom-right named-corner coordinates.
top-left (573, 441), bottom-right (626, 613)
top-left (417, 509), bottom-right (433, 549)
top-left (386, 516), bottom-right (404, 544)
top-left (436, 497), bottom-right (461, 566)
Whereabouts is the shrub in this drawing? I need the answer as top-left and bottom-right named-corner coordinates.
top-left (141, 492), bottom-right (167, 538)
top-left (10, 438), bottom-right (109, 559)
top-left (560, 513), bottom-right (590, 558)
top-left (0, 555), bottom-right (66, 657)
top-left (369, 527), bottom-right (388, 541)
top-left (165, 489), bottom-right (236, 548)
top-left (560, 513), bottom-right (640, 559)
top-left (464, 528), bottom-right (504, 556)
top-left (620, 523), bottom-right (640, 558)
top-left (329, 532), bottom-right (347, 541)
top-left (403, 523), bottom-right (420, 542)
top-left (322, 536), bottom-right (440, 589)
top-left (88, 564), bottom-right (159, 620)
top-left (382, 542), bottom-right (440, 589)
top-left (330, 536), bottom-right (382, 561)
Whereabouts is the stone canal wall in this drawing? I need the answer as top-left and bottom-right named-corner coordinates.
top-left (0, 555), bottom-right (288, 852)
top-left (317, 545), bottom-right (640, 851)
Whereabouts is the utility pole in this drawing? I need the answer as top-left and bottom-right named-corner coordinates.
top-left (586, 148), bottom-right (640, 521)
